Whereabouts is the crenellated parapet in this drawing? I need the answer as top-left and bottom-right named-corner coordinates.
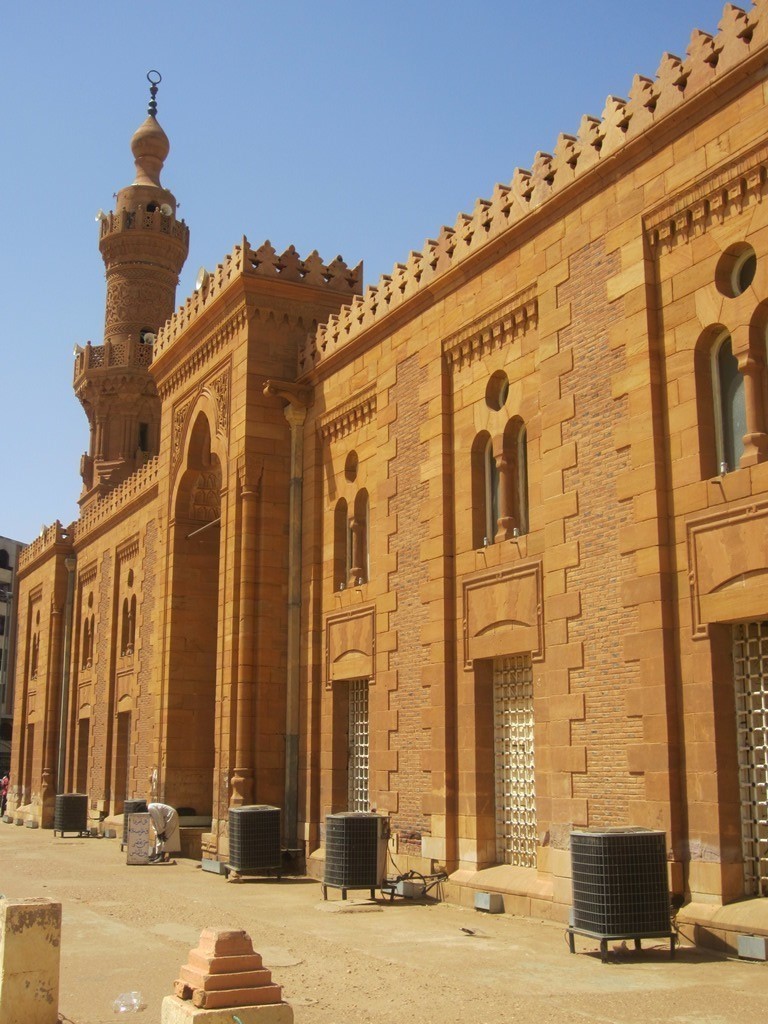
top-left (72, 457), bottom-right (160, 543)
top-left (98, 205), bottom-right (189, 248)
top-left (152, 238), bottom-right (363, 359)
top-left (73, 337), bottom-right (154, 392)
top-left (17, 521), bottom-right (71, 573)
top-left (299, 1), bottom-right (768, 374)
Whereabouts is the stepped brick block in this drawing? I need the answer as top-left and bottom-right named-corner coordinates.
top-left (187, 951), bottom-right (264, 974)
top-left (178, 967), bottom-right (273, 992)
top-left (191, 985), bottom-right (284, 1009)
top-left (173, 929), bottom-right (286, 1014)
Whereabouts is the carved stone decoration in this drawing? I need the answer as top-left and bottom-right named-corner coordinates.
top-left (104, 267), bottom-right (176, 339)
top-left (325, 606), bottom-right (376, 684)
top-left (644, 140), bottom-right (768, 255)
top-left (687, 501), bottom-right (768, 637)
top-left (462, 561), bottom-right (544, 667)
top-left (318, 385), bottom-right (377, 442)
top-left (190, 468), bottom-right (222, 523)
top-left (207, 368), bottom-right (231, 437)
top-left (171, 397), bottom-right (195, 477)
top-left (116, 675), bottom-right (137, 711)
top-left (443, 286), bottom-right (538, 371)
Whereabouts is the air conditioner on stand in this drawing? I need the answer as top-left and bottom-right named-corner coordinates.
top-left (323, 812), bottom-right (388, 900)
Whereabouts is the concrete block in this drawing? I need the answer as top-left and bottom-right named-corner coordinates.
top-left (474, 891), bottom-right (504, 913)
top-left (737, 934), bottom-right (768, 961)
top-left (161, 995), bottom-right (292, 1024)
top-left (0, 897), bottom-right (61, 1024)
top-left (200, 859), bottom-right (227, 875)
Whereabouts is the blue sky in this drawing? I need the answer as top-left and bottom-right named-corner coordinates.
top-left (2, 1), bottom-right (730, 543)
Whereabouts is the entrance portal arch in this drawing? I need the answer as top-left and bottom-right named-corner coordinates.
top-left (164, 409), bottom-right (224, 815)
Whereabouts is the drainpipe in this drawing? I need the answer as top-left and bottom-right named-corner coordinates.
top-left (283, 402), bottom-right (306, 850)
top-left (231, 471), bottom-right (259, 808)
top-left (56, 554), bottom-right (77, 794)
top-left (263, 381), bottom-right (308, 851)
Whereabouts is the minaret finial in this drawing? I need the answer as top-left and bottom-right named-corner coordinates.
top-left (147, 70), bottom-right (162, 118)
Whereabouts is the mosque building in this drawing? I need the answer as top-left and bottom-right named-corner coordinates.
top-left (8, 4), bottom-right (768, 947)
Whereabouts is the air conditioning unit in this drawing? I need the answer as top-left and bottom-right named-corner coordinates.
top-left (227, 805), bottom-right (282, 878)
top-left (53, 793), bottom-right (89, 837)
top-left (121, 799), bottom-right (148, 849)
top-left (323, 812), bottom-right (387, 899)
top-left (569, 828), bottom-right (675, 959)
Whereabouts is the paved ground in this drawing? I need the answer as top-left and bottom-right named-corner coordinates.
top-left (2, 823), bottom-right (768, 1024)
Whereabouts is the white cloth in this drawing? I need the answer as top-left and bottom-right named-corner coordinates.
top-left (147, 802), bottom-right (181, 853)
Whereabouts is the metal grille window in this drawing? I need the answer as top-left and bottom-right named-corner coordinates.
top-left (348, 678), bottom-right (369, 812)
top-left (493, 654), bottom-right (536, 867)
top-left (733, 621), bottom-right (768, 895)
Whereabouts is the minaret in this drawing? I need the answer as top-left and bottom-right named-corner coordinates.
top-left (74, 71), bottom-right (189, 508)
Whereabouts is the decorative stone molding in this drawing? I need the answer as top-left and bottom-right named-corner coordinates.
top-left (462, 560), bottom-right (544, 667)
top-left (236, 453), bottom-right (264, 494)
top-left (687, 500), bottom-right (768, 636)
top-left (645, 140), bottom-right (768, 254)
top-left (318, 386), bottom-right (377, 442)
top-left (325, 605), bottom-right (376, 684)
top-left (116, 537), bottom-right (140, 564)
top-left (157, 309), bottom-right (245, 399)
top-left (77, 562), bottom-right (98, 588)
top-left (443, 287), bottom-right (538, 370)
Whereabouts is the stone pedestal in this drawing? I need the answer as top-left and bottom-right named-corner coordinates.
top-left (167, 928), bottom-right (292, 1023)
top-left (0, 897), bottom-right (61, 1024)
top-left (162, 996), bottom-right (292, 1024)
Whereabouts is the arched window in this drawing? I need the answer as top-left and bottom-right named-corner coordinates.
top-left (129, 594), bottom-right (137, 652)
top-left (82, 618), bottom-right (91, 669)
top-left (334, 498), bottom-right (348, 591)
top-left (514, 423), bottom-right (529, 535)
top-left (473, 420), bottom-right (529, 546)
top-left (120, 595), bottom-right (136, 657)
top-left (30, 634), bottom-right (39, 679)
top-left (350, 489), bottom-right (369, 585)
top-left (120, 598), bottom-right (130, 656)
top-left (485, 438), bottom-right (500, 543)
top-left (471, 431), bottom-right (492, 548)
top-left (712, 333), bottom-right (746, 473)
top-left (502, 417), bottom-right (529, 537)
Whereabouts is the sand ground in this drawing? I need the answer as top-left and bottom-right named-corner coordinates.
top-left (2, 823), bottom-right (768, 1024)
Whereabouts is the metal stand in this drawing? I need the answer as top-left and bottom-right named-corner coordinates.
top-left (566, 926), bottom-right (676, 962)
top-left (224, 864), bottom-right (281, 882)
top-left (321, 883), bottom-right (376, 901)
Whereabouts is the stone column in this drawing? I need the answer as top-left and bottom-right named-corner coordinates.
top-left (737, 349), bottom-right (768, 467)
top-left (494, 452), bottom-right (514, 541)
top-left (347, 515), bottom-right (365, 584)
